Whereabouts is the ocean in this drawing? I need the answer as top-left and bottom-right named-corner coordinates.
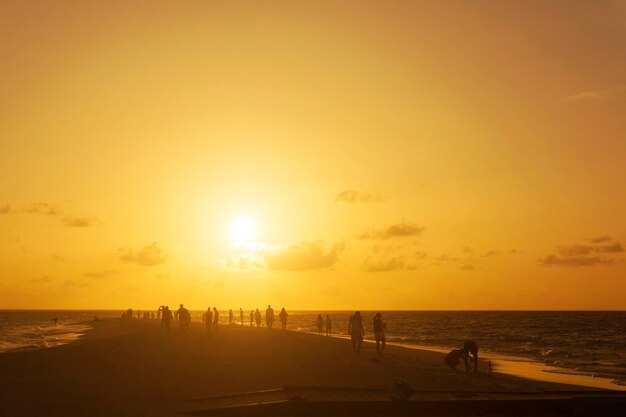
top-left (2, 310), bottom-right (625, 387)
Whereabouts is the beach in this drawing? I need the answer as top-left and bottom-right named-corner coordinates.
top-left (0, 318), bottom-right (599, 417)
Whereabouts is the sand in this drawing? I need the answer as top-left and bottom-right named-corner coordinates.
top-left (0, 318), bottom-right (593, 417)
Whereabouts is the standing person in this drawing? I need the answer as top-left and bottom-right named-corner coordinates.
top-left (255, 308), bottom-right (262, 327)
top-left (373, 312), bottom-right (386, 360)
top-left (239, 308), bottom-right (244, 326)
top-left (175, 304), bottom-right (190, 333)
top-left (325, 315), bottom-right (332, 336)
top-left (316, 314), bottom-right (324, 335)
top-left (212, 307), bottom-right (220, 333)
top-left (265, 305), bottom-right (275, 329)
top-left (228, 309), bottom-right (234, 325)
top-left (463, 340), bottom-right (479, 372)
top-left (162, 306), bottom-right (173, 333)
top-left (279, 308), bottom-right (288, 330)
top-left (157, 306), bottom-right (163, 321)
top-left (204, 307), bottom-right (213, 333)
top-left (250, 310), bottom-right (255, 326)
top-left (348, 311), bottom-right (365, 358)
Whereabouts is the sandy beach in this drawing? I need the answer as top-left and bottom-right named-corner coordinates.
top-left (0, 318), bottom-right (598, 417)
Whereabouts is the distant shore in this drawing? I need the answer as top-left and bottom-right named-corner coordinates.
top-left (0, 318), bottom-right (605, 416)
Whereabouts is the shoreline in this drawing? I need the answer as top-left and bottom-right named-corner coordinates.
top-left (0, 318), bottom-right (614, 416)
top-left (3, 318), bottom-right (624, 392)
top-left (394, 342), bottom-right (626, 391)
top-left (288, 329), bottom-right (625, 391)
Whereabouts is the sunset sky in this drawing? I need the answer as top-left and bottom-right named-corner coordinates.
top-left (1, 1), bottom-right (625, 310)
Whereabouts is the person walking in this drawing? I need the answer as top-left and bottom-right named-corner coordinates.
top-left (316, 314), bottom-right (324, 335)
top-left (265, 305), bottom-right (275, 329)
top-left (325, 315), bottom-right (332, 336)
top-left (213, 307), bottom-right (220, 333)
top-left (348, 311), bottom-right (365, 358)
top-left (279, 308), bottom-right (288, 330)
top-left (373, 312), bottom-right (386, 360)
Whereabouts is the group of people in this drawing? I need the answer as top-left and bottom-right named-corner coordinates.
top-left (347, 311), bottom-right (386, 360)
top-left (315, 314), bottom-right (333, 336)
top-left (126, 305), bottom-right (480, 372)
top-left (154, 304), bottom-right (191, 333)
top-left (204, 305), bottom-right (288, 330)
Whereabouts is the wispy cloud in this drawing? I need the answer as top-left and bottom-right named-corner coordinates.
top-left (83, 269), bottom-right (118, 279)
top-left (562, 85), bottom-right (626, 103)
top-left (63, 216), bottom-right (95, 228)
top-left (335, 189), bottom-right (385, 203)
top-left (119, 243), bottom-right (167, 266)
top-left (540, 237), bottom-right (623, 267)
top-left (0, 202), bottom-right (95, 228)
top-left (589, 235), bottom-right (613, 244)
top-left (265, 241), bottom-right (345, 271)
top-left (540, 255), bottom-right (613, 267)
top-left (30, 276), bottom-right (51, 283)
top-left (362, 256), bottom-right (405, 272)
top-left (357, 221), bottom-right (424, 240)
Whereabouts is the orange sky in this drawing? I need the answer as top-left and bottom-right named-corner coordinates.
top-left (1, 1), bottom-right (625, 310)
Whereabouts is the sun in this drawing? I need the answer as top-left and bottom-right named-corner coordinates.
top-left (229, 217), bottom-right (256, 242)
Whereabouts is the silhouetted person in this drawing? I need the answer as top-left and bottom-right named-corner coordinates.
top-left (325, 315), bottom-right (332, 336)
top-left (464, 340), bottom-right (479, 372)
top-left (239, 308), bottom-right (244, 326)
top-left (373, 312), bottom-right (386, 360)
top-left (175, 304), bottom-right (190, 333)
top-left (266, 305), bottom-right (275, 329)
top-left (51, 317), bottom-right (58, 326)
top-left (228, 309), bottom-right (234, 325)
top-left (212, 307), bottom-right (220, 332)
top-left (250, 310), bottom-right (254, 326)
top-left (348, 311), bottom-right (364, 357)
top-left (316, 314), bottom-right (324, 335)
top-left (157, 306), bottom-right (163, 321)
top-left (205, 307), bottom-right (213, 333)
top-left (279, 308), bottom-right (288, 330)
top-left (162, 306), bottom-right (173, 332)
top-left (255, 309), bottom-right (262, 327)
top-left (445, 348), bottom-right (465, 371)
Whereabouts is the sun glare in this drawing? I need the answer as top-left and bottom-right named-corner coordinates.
top-left (229, 217), bottom-right (256, 242)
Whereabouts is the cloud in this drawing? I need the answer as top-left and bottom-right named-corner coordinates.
top-left (61, 280), bottom-right (90, 288)
top-left (335, 189), bottom-right (385, 203)
top-left (63, 216), bottom-right (95, 228)
top-left (265, 241), bottom-right (345, 271)
top-left (357, 221), bottom-right (424, 240)
top-left (83, 269), bottom-right (117, 279)
top-left (22, 202), bottom-right (62, 216)
top-left (30, 276), bottom-right (51, 283)
top-left (50, 253), bottom-right (65, 262)
top-left (460, 264), bottom-right (476, 272)
top-left (589, 235), bottom-right (612, 243)
top-left (119, 243), bottom-right (167, 266)
top-left (562, 85), bottom-right (626, 103)
top-left (557, 242), bottom-right (624, 257)
top-left (540, 255), bottom-right (613, 267)
top-left (0, 202), bottom-right (94, 227)
top-left (541, 237), bottom-right (624, 267)
top-left (362, 256), bottom-right (405, 272)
